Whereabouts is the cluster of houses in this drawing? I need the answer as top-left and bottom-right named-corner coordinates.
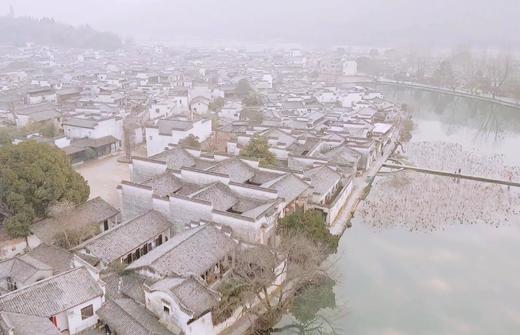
top-left (0, 44), bottom-right (402, 334)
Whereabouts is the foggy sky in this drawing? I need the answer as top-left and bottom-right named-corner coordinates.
top-left (1, 0), bottom-right (519, 48)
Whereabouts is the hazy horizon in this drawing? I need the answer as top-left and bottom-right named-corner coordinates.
top-left (1, 0), bottom-right (519, 49)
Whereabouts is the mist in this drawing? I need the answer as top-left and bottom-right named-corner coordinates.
top-left (1, 0), bottom-right (519, 48)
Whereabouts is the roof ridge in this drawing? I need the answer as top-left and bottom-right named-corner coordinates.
top-left (0, 267), bottom-right (83, 299)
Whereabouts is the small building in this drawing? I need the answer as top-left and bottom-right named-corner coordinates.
top-left (26, 87), bottom-right (56, 105)
top-left (31, 197), bottom-right (119, 246)
top-left (145, 118), bottom-right (212, 156)
top-left (0, 267), bottom-right (104, 334)
top-left (189, 96), bottom-right (210, 115)
top-left (73, 210), bottom-right (172, 269)
top-left (13, 103), bottom-right (61, 128)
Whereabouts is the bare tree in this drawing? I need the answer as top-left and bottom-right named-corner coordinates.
top-left (484, 53), bottom-right (512, 98)
top-left (213, 234), bottom-right (331, 333)
top-left (48, 201), bottom-right (99, 249)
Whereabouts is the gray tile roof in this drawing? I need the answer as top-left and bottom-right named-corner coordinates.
top-left (62, 117), bottom-right (98, 129)
top-left (32, 197), bottom-right (119, 245)
top-left (208, 158), bottom-right (255, 183)
top-left (157, 119), bottom-right (193, 134)
top-left (97, 298), bottom-right (175, 335)
top-left (142, 172), bottom-right (183, 197)
top-left (190, 183), bottom-right (238, 211)
top-left (312, 144), bottom-right (361, 166)
top-left (261, 173), bottom-right (308, 203)
top-left (304, 165), bottom-right (341, 196)
top-left (127, 225), bottom-right (237, 277)
top-left (0, 311), bottom-right (61, 335)
top-left (151, 146), bottom-right (196, 170)
top-left (0, 255), bottom-right (51, 285)
top-left (75, 210), bottom-right (171, 265)
top-left (168, 277), bottom-right (219, 317)
top-left (0, 267), bottom-right (103, 317)
top-left (24, 244), bottom-right (74, 275)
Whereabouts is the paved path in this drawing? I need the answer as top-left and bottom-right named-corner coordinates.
top-left (383, 163), bottom-right (520, 188)
top-left (75, 153), bottom-right (130, 208)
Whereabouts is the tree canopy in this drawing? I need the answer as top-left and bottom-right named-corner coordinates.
top-left (179, 134), bottom-right (201, 148)
top-left (235, 79), bottom-right (254, 97)
top-left (208, 97), bottom-right (225, 111)
top-left (0, 16), bottom-right (122, 50)
top-left (241, 93), bottom-right (263, 107)
top-left (0, 141), bottom-right (90, 238)
top-left (278, 210), bottom-right (339, 254)
top-left (240, 136), bottom-right (277, 166)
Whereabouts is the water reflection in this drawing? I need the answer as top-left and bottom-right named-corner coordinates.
top-left (273, 277), bottom-right (341, 334)
top-left (277, 88), bottom-right (520, 334)
top-left (375, 84), bottom-right (520, 165)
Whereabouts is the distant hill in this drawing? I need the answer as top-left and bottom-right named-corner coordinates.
top-left (0, 16), bottom-right (122, 51)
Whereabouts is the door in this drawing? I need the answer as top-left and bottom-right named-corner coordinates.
top-left (50, 315), bottom-right (58, 328)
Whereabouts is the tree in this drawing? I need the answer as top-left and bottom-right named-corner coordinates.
top-left (433, 60), bottom-right (456, 88)
top-left (0, 128), bottom-right (13, 145)
top-left (209, 97), bottom-right (225, 111)
top-left (235, 79), bottom-right (254, 97)
top-left (240, 136), bottom-right (277, 166)
top-left (213, 234), bottom-right (331, 333)
top-left (24, 121), bottom-right (57, 138)
top-left (0, 141), bottom-right (90, 238)
top-left (278, 210), bottom-right (339, 255)
top-left (241, 108), bottom-right (264, 125)
top-left (485, 53), bottom-right (512, 98)
top-left (399, 117), bottom-right (415, 143)
top-left (179, 134), bottom-right (201, 148)
top-left (242, 93), bottom-right (263, 107)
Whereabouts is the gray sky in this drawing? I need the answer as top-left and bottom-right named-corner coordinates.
top-left (1, 0), bottom-right (519, 48)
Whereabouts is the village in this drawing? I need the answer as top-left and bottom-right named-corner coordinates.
top-left (0, 44), bottom-right (407, 334)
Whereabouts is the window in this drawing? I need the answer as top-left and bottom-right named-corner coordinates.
top-left (103, 220), bottom-right (109, 231)
top-left (81, 305), bottom-right (94, 320)
top-left (163, 305), bottom-right (170, 314)
top-left (155, 235), bottom-right (163, 246)
top-left (6, 277), bottom-right (17, 291)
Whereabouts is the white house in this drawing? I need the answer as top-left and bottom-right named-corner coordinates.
top-left (13, 103), bottom-right (62, 128)
top-left (0, 267), bottom-right (104, 334)
top-left (62, 116), bottom-right (123, 141)
top-left (189, 96), bottom-right (210, 115)
top-left (219, 101), bottom-right (242, 121)
top-left (26, 87), bottom-right (56, 104)
top-left (145, 118), bottom-right (212, 156)
top-left (149, 98), bottom-right (176, 120)
top-left (343, 61), bottom-right (358, 76)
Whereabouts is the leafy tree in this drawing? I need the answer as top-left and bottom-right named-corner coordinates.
top-left (240, 136), bottom-right (277, 166)
top-left (0, 128), bottom-right (13, 145)
top-left (235, 79), bottom-right (254, 97)
top-left (399, 117), bottom-right (415, 143)
top-left (278, 210), bottom-right (339, 255)
top-left (179, 134), bottom-right (201, 148)
top-left (0, 141), bottom-right (90, 238)
top-left (24, 121), bottom-right (57, 138)
top-left (242, 93), bottom-right (263, 107)
top-left (208, 97), bottom-right (225, 111)
top-left (241, 108), bottom-right (264, 125)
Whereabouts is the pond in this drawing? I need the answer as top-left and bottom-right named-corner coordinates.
top-left (277, 86), bottom-right (520, 334)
